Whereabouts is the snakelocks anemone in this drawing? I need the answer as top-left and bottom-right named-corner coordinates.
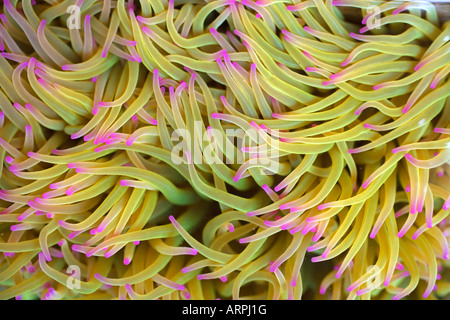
top-left (0, 0), bottom-right (449, 300)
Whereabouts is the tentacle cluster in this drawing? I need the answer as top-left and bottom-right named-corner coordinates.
top-left (0, 0), bottom-right (449, 300)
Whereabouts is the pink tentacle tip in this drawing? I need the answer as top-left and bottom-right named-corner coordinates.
top-left (104, 250), bottom-right (114, 258)
top-left (329, 73), bottom-right (340, 80)
top-left (397, 230), bottom-right (407, 238)
top-left (220, 276), bottom-right (227, 282)
top-left (263, 220), bottom-right (273, 227)
top-left (58, 220), bottom-right (66, 227)
top-left (247, 120), bottom-right (258, 128)
top-left (67, 163), bottom-right (78, 169)
top-left (405, 184), bottom-right (411, 193)
top-left (42, 191), bottom-right (54, 199)
top-left (347, 284), bottom-right (356, 292)
top-left (414, 63), bottom-right (423, 72)
top-left (271, 113), bottom-right (281, 119)
top-left (94, 273), bottom-right (102, 280)
top-left (392, 7), bottom-right (404, 15)
top-left (359, 26), bottom-right (369, 34)
top-left (181, 267), bottom-right (190, 274)
top-left (136, 15), bottom-right (145, 22)
top-left (123, 258), bottom-right (131, 265)
top-left (222, 51), bottom-right (230, 60)
top-left (373, 83), bottom-right (384, 91)
top-left (319, 287), bottom-right (327, 295)
top-left (34, 197), bottom-right (45, 204)
top-left (402, 104), bottom-right (412, 113)
top-left (443, 202), bottom-right (450, 211)
top-left (176, 284), bottom-right (186, 291)
top-left (280, 29), bottom-right (290, 37)
top-left (341, 59), bottom-right (350, 67)
top-left (27, 151), bottom-right (37, 159)
top-left (335, 270), bottom-right (343, 279)
top-left (361, 179), bottom-right (371, 189)
top-left (423, 291), bottom-right (431, 299)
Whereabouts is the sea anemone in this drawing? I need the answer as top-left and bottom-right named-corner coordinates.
top-left (0, 0), bottom-right (449, 300)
